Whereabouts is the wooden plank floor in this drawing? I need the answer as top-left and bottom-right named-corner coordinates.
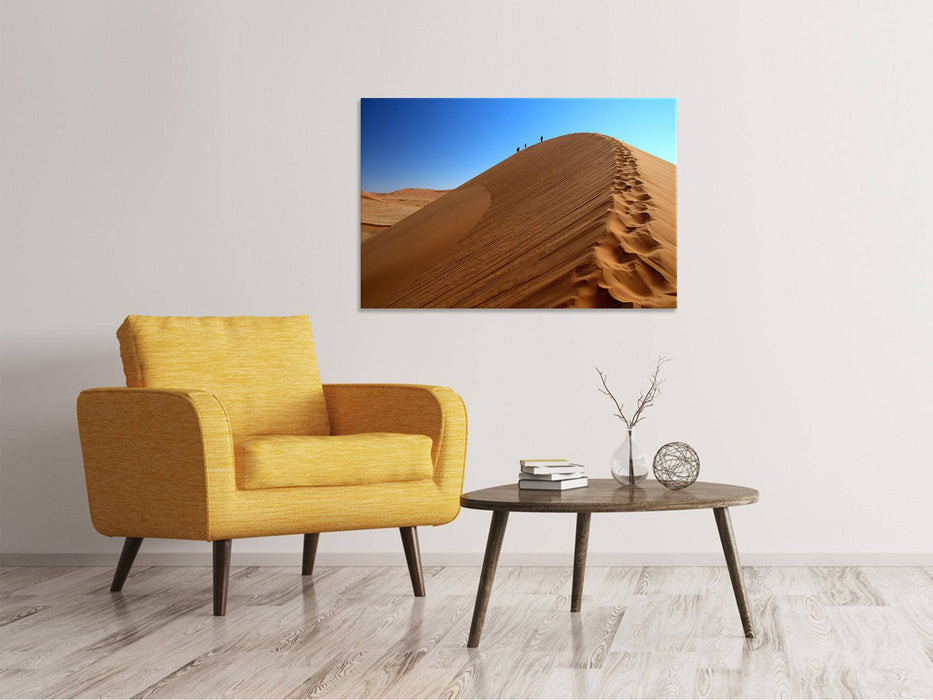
top-left (2, 565), bottom-right (932, 698)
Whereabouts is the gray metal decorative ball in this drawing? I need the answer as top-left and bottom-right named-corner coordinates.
top-left (653, 442), bottom-right (700, 490)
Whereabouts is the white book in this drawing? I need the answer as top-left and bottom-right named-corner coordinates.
top-left (521, 464), bottom-right (585, 475)
top-left (518, 471), bottom-right (586, 481)
top-left (518, 471), bottom-right (585, 481)
top-left (519, 477), bottom-right (588, 491)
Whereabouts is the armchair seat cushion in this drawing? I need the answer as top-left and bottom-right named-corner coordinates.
top-left (238, 433), bottom-right (434, 490)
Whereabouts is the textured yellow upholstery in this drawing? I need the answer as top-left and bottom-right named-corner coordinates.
top-left (323, 384), bottom-right (466, 512)
top-left (117, 315), bottom-right (331, 440)
top-left (77, 316), bottom-right (468, 541)
top-left (238, 433), bottom-right (434, 490)
top-left (77, 388), bottom-right (229, 540)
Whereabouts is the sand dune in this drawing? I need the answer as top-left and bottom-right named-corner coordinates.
top-left (361, 133), bottom-right (676, 308)
top-left (361, 188), bottom-right (448, 241)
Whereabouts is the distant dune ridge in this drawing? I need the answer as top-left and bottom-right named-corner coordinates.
top-left (360, 188), bottom-right (448, 241)
top-left (361, 133), bottom-right (676, 308)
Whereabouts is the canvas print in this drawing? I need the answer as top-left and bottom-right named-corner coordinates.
top-left (361, 98), bottom-right (676, 309)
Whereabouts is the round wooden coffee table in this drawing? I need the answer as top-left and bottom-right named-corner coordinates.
top-left (460, 479), bottom-right (759, 647)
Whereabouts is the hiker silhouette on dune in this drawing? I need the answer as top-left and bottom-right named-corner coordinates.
top-left (540, 136), bottom-right (543, 143)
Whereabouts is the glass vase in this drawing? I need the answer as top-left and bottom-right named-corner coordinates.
top-left (611, 427), bottom-right (649, 486)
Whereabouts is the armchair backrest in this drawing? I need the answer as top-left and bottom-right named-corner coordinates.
top-left (117, 315), bottom-right (330, 440)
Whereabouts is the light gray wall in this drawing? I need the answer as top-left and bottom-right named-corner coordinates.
top-left (2, 0), bottom-right (931, 564)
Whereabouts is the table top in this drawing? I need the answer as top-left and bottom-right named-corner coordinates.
top-left (460, 479), bottom-right (758, 513)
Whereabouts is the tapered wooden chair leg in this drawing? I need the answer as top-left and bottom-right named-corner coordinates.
top-left (302, 533), bottom-right (319, 576)
top-left (110, 537), bottom-right (143, 592)
top-left (399, 527), bottom-right (425, 597)
top-left (213, 539), bottom-right (232, 616)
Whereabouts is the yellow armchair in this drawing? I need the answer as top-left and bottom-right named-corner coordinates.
top-left (76, 316), bottom-right (468, 615)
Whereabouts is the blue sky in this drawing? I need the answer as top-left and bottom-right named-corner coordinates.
top-left (361, 98), bottom-right (676, 192)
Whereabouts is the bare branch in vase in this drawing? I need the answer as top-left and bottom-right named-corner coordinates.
top-left (596, 357), bottom-right (669, 429)
top-left (629, 356), bottom-right (669, 427)
top-left (595, 367), bottom-right (630, 428)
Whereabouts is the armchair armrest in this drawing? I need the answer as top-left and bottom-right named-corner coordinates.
top-left (322, 384), bottom-right (468, 504)
top-left (76, 387), bottom-right (234, 540)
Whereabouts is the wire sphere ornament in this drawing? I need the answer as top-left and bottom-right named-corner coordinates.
top-left (653, 442), bottom-right (700, 490)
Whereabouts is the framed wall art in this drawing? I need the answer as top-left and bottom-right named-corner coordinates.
top-left (361, 98), bottom-right (676, 309)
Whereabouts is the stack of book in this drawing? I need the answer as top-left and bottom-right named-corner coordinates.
top-left (518, 459), bottom-right (588, 490)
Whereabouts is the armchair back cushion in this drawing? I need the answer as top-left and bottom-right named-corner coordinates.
top-left (117, 315), bottom-right (330, 441)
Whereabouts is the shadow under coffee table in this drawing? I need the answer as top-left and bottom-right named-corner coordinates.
top-left (461, 479), bottom-right (759, 648)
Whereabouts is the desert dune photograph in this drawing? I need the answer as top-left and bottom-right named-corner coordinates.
top-left (361, 98), bottom-right (677, 309)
